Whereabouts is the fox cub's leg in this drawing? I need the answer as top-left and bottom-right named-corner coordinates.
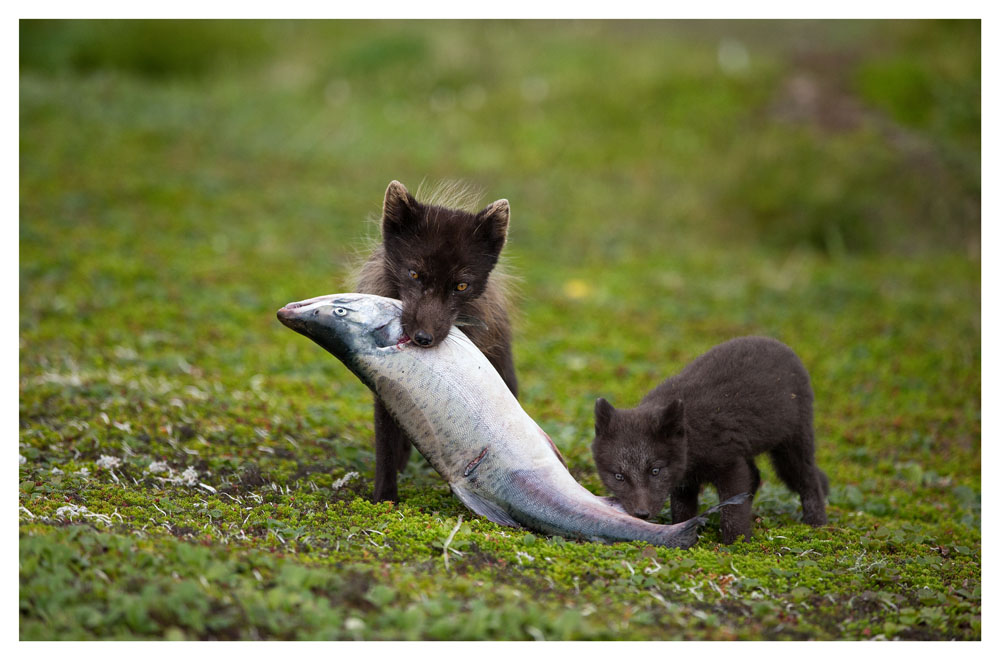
top-left (372, 398), bottom-right (413, 502)
top-left (714, 459), bottom-right (757, 544)
top-left (769, 436), bottom-right (828, 527)
top-left (670, 481), bottom-right (700, 524)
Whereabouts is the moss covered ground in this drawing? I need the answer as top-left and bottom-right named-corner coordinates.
top-left (19, 20), bottom-right (980, 640)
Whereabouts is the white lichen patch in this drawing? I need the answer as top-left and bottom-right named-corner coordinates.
top-left (96, 455), bottom-right (122, 469)
top-left (179, 466), bottom-right (199, 486)
top-left (145, 461), bottom-right (170, 474)
top-left (143, 460), bottom-right (211, 490)
top-left (331, 472), bottom-right (359, 490)
top-left (53, 504), bottom-right (113, 526)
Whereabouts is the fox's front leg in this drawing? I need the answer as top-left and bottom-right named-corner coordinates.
top-left (372, 398), bottom-right (413, 502)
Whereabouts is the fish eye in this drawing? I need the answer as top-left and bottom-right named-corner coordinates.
top-left (614, 473), bottom-right (624, 481)
top-left (408, 270), bottom-right (419, 280)
top-left (651, 468), bottom-right (660, 476)
top-left (334, 307), bottom-right (348, 316)
top-left (455, 282), bottom-right (468, 292)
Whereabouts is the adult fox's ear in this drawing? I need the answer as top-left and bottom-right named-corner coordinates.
top-left (476, 198), bottom-right (510, 254)
top-left (654, 399), bottom-right (685, 437)
top-left (594, 397), bottom-right (616, 432)
top-left (382, 180), bottom-right (420, 236)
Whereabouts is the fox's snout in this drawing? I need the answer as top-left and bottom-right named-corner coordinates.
top-left (404, 323), bottom-right (449, 348)
top-left (401, 298), bottom-right (453, 349)
top-left (620, 490), bottom-right (657, 521)
top-left (413, 330), bottom-right (435, 346)
top-left (623, 500), bottom-right (651, 519)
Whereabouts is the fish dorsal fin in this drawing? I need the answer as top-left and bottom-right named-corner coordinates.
top-left (536, 425), bottom-right (567, 467)
top-left (450, 483), bottom-right (521, 528)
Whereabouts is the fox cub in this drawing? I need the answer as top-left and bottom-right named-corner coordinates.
top-left (592, 336), bottom-right (828, 543)
top-left (355, 180), bottom-right (518, 502)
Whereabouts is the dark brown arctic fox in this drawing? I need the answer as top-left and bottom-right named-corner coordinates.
top-left (591, 336), bottom-right (828, 544)
top-left (355, 180), bottom-right (518, 502)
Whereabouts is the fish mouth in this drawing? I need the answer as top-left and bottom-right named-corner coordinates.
top-left (277, 296), bottom-right (341, 326)
top-left (276, 300), bottom-right (318, 333)
top-left (278, 300), bottom-right (308, 313)
top-left (276, 304), bottom-right (303, 327)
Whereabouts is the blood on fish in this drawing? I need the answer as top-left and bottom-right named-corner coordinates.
top-left (395, 334), bottom-right (411, 349)
top-left (463, 446), bottom-right (489, 477)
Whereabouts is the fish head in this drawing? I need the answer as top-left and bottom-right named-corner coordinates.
top-left (277, 293), bottom-right (409, 388)
top-left (591, 398), bottom-right (688, 520)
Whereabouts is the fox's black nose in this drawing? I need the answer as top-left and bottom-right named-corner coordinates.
top-left (634, 510), bottom-right (650, 520)
top-left (413, 330), bottom-right (434, 346)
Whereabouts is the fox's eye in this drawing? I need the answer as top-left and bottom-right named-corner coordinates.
top-left (614, 473), bottom-right (624, 481)
top-left (408, 270), bottom-right (419, 280)
top-left (651, 468), bottom-right (660, 476)
top-left (455, 282), bottom-right (468, 292)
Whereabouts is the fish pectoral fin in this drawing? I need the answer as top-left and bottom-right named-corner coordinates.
top-left (450, 483), bottom-right (521, 528)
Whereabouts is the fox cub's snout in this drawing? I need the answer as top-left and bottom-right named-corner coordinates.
top-left (591, 397), bottom-right (686, 520)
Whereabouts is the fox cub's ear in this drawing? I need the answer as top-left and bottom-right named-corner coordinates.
top-left (476, 198), bottom-right (510, 253)
top-left (382, 180), bottom-right (420, 235)
top-left (594, 397), bottom-right (616, 432)
top-left (654, 399), bottom-right (685, 437)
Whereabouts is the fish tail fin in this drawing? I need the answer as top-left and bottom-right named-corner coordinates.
top-left (653, 492), bottom-right (752, 549)
top-left (656, 516), bottom-right (702, 549)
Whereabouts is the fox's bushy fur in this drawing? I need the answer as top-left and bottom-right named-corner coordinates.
top-left (355, 180), bottom-right (518, 502)
top-left (591, 336), bottom-right (828, 543)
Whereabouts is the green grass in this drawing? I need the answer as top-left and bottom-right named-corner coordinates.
top-left (19, 19), bottom-right (980, 640)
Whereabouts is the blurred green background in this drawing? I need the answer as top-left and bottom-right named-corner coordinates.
top-left (20, 19), bottom-right (980, 258)
top-left (20, 20), bottom-right (980, 640)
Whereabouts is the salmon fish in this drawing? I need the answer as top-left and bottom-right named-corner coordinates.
top-left (277, 293), bottom-right (746, 548)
